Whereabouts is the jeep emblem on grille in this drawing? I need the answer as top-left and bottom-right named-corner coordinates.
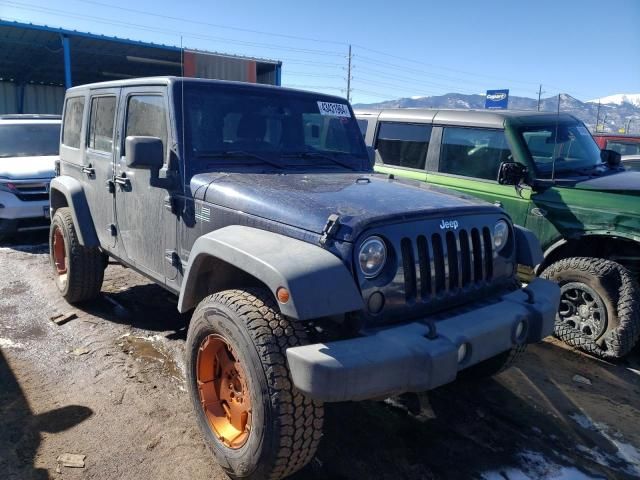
top-left (440, 219), bottom-right (459, 230)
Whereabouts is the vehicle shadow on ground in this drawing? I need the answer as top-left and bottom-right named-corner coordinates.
top-left (0, 350), bottom-right (93, 479)
top-left (294, 341), bottom-right (640, 480)
top-left (0, 231), bottom-right (49, 253)
top-left (77, 279), bottom-right (190, 341)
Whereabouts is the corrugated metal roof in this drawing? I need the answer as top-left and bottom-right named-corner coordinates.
top-left (0, 20), bottom-right (281, 86)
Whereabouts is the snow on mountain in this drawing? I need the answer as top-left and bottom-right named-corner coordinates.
top-left (587, 94), bottom-right (640, 108)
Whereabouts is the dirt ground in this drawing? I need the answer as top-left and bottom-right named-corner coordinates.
top-left (1, 233), bottom-right (639, 480)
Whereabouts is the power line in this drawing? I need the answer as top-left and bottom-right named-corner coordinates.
top-left (71, 0), bottom-right (349, 46)
top-left (0, 2), bottom-right (346, 57)
top-left (352, 43), bottom-right (541, 87)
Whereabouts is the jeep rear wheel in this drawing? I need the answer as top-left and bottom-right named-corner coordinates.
top-left (541, 257), bottom-right (640, 359)
top-left (49, 207), bottom-right (104, 303)
top-left (186, 288), bottom-right (323, 480)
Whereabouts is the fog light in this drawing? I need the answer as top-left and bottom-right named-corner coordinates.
top-left (515, 321), bottom-right (526, 341)
top-left (457, 343), bottom-right (469, 364)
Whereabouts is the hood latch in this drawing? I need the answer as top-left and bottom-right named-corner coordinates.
top-left (319, 214), bottom-right (341, 247)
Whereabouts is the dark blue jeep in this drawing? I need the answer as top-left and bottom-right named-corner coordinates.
top-left (49, 77), bottom-right (559, 480)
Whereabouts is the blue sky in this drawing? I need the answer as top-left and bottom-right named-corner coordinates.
top-left (0, 0), bottom-right (638, 103)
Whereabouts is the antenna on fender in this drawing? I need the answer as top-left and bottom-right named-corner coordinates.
top-left (180, 35), bottom-right (186, 189)
top-left (551, 93), bottom-right (560, 183)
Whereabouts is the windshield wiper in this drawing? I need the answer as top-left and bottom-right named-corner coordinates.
top-left (281, 151), bottom-right (359, 171)
top-left (195, 150), bottom-right (284, 170)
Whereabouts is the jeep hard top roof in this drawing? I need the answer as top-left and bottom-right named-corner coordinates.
top-left (354, 108), bottom-right (580, 129)
top-left (66, 76), bottom-right (350, 104)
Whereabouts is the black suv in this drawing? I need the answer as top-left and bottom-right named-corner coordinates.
top-left (49, 77), bottom-right (559, 480)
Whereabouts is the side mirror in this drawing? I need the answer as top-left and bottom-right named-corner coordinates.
top-left (600, 149), bottom-right (621, 167)
top-left (125, 136), bottom-right (163, 170)
top-left (497, 161), bottom-right (528, 185)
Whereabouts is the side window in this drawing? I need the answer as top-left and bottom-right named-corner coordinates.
top-left (439, 127), bottom-right (511, 181)
top-left (375, 122), bottom-right (431, 170)
top-left (62, 96), bottom-right (85, 148)
top-left (125, 95), bottom-right (168, 157)
top-left (357, 119), bottom-right (368, 138)
top-left (88, 96), bottom-right (116, 153)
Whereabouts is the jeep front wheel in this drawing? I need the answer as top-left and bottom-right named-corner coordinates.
top-left (186, 288), bottom-right (323, 480)
top-left (541, 257), bottom-right (640, 359)
top-left (49, 207), bottom-right (104, 303)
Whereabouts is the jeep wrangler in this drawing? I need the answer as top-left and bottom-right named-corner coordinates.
top-left (357, 108), bottom-right (640, 359)
top-left (50, 78), bottom-right (559, 480)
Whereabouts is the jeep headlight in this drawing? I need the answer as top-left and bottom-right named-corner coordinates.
top-left (358, 236), bottom-right (387, 278)
top-left (493, 220), bottom-right (509, 252)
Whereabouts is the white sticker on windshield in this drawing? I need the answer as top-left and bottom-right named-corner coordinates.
top-left (576, 126), bottom-right (590, 136)
top-left (317, 101), bottom-right (351, 117)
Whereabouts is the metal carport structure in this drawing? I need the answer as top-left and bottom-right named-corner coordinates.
top-left (0, 20), bottom-right (282, 114)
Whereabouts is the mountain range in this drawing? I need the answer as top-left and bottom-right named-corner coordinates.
top-left (353, 93), bottom-right (640, 134)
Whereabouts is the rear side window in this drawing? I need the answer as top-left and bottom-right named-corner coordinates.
top-left (439, 127), bottom-right (511, 181)
top-left (88, 96), bottom-right (116, 153)
top-left (62, 97), bottom-right (85, 148)
top-left (606, 140), bottom-right (640, 156)
top-left (375, 122), bottom-right (431, 170)
top-left (125, 95), bottom-right (168, 156)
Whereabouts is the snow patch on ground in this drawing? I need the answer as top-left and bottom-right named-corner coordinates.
top-left (481, 450), bottom-right (603, 479)
top-left (0, 337), bottom-right (24, 349)
top-left (569, 413), bottom-right (640, 476)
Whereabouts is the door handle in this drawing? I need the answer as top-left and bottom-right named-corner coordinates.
top-left (81, 166), bottom-right (95, 176)
top-left (114, 174), bottom-right (130, 188)
top-left (493, 200), bottom-right (503, 208)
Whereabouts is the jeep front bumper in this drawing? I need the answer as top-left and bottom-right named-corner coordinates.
top-left (286, 278), bottom-right (560, 402)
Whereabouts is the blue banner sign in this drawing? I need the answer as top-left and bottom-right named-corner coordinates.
top-left (485, 89), bottom-right (509, 109)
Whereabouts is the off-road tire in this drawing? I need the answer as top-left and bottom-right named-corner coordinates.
top-left (186, 288), bottom-right (324, 480)
top-left (541, 257), bottom-right (640, 359)
top-left (460, 343), bottom-right (527, 379)
top-left (49, 207), bottom-right (104, 303)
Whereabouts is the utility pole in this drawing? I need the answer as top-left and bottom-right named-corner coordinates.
top-left (537, 84), bottom-right (545, 111)
top-left (626, 118), bottom-right (633, 134)
top-left (595, 99), bottom-right (601, 132)
top-left (602, 113), bottom-right (608, 132)
top-left (346, 44), bottom-right (352, 103)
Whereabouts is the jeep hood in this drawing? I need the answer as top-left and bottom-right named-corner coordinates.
top-left (0, 155), bottom-right (57, 180)
top-left (572, 170), bottom-right (640, 194)
top-left (191, 172), bottom-right (498, 241)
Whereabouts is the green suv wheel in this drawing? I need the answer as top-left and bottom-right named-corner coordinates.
top-left (541, 257), bottom-right (640, 359)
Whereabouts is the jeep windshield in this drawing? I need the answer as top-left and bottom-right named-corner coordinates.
top-left (182, 84), bottom-right (368, 171)
top-left (518, 123), bottom-right (605, 178)
top-left (0, 124), bottom-right (60, 158)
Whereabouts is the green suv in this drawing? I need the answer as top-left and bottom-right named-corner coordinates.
top-left (356, 108), bottom-right (640, 359)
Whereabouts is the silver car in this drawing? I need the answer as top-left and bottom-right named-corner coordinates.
top-left (0, 114), bottom-right (61, 239)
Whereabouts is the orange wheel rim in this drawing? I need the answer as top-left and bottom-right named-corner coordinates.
top-left (52, 226), bottom-right (67, 276)
top-left (196, 334), bottom-right (252, 449)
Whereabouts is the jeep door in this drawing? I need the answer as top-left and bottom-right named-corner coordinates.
top-left (428, 125), bottom-right (531, 226)
top-left (113, 87), bottom-right (177, 283)
top-left (82, 90), bottom-right (119, 249)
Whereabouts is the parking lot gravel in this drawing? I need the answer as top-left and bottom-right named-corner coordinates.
top-left (1, 233), bottom-right (639, 480)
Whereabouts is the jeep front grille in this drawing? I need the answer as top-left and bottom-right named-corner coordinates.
top-left (400, 227), bottom-right (493, 302)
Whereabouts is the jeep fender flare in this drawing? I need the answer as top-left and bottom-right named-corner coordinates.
top-left (514, 225), bottom-right (543, 268)
top-left (177, 225), bottom-right (364, 320)
top-left (49, 176), bottom-right (99, 248)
